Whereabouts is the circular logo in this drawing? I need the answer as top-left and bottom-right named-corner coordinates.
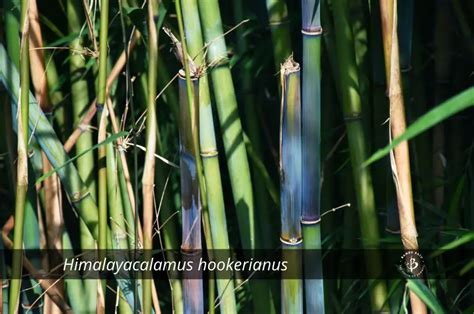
top-left (399, 251), bottom-right (425, 278)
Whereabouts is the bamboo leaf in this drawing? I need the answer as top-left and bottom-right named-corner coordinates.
top-left (406, 280), bottom-right (445, 313)
top-left (364, 87), bottom-right (474, 166)
top-left (430, 231), bottom-right (474, 257)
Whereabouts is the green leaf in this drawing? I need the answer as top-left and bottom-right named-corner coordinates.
top-left (35, 131), bottom-right (128, 184)
top-left (46, 32), bottom-right (80, 47)
top-left (364, 87), bottom-right (474, 167)
top-left (406, 279), bottom-right (445, 313)
top-left (430, 231), bottom-right (474, 258)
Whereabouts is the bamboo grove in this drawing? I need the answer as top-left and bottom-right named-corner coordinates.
top-left (0, 0), bottom-right (473, 313)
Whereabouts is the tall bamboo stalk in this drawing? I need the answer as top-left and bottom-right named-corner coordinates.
top-left (142, 0), bottom-right (158, 312)
top-left (331, 0), bottom-right (389, 311)
top-left (233, 2), bottom-right (277, 311)
top-left (67, 0), bottom-right (96, 200)
top-left (66, 0), bottom-right (97, 310)
top-left (8, 0), bottom-right (29, 311)
top-left (180, 0), bottom-right (237, 311)
top-left (300, 1), bottom-right (325, 312)
top-left (379, 1), bottom-right (427, 313)
top-left (280, 57), bottom-right (303, 314)
top-left (234, 0), bottom-right (278, 254)
top-left (197, 0), bottom-right (256, 251)
top-left (96, 0), bottom-right (110, 310)
top-left (178, 72), bottom-right (204, 314)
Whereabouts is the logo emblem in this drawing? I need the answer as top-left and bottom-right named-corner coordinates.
top-left (399, 251), bottom-right (425, 278)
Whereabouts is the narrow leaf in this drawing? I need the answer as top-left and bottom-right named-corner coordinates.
top-left (406, 280), bottom-right (445, 313)
top-left (364, 87), bottom-right (474, 166)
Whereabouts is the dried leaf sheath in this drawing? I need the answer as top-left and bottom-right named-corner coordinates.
top-left (280, 57), bottom-right (303, 314)
top-left (178, 71), bottom-right (203, 314)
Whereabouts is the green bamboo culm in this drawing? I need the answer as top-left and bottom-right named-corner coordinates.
top-left (106, 142), bottom-right (129, 250)
top-left (280, 57), bottom-right (303, 314)
top-left (234, 0), bottom-right (279, 253)
top-left (97, 0), bottom-right (110, 306)
top-left (178, 72), bottom-right (204, 314)
top-left (197, 0), bottom-right (256, 251)
top-left (300, 1), bottom-right (325, 312)
top-left (180, 0), bottom-right (237, 311)
top-left (8, 0), bottom-right (29, 311)
top-left (142, 0), bottom-right (159, 312)
top-left (265, 0), bottom-right (292, 72)
top-left (66, 0), bottom-right (96, 199)
top-left (330, 0), bottom-right (389, 311)
top-left (66, 0), bottom-right (98, 307)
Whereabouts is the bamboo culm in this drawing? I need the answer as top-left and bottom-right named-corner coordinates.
top-left (97, 0), bottom-right (110, 309)
top-left (197, 0), bottom-right (256, 251)
top-left (178, 72), bottom-right (204, 314)
top-left (9, 0), bottom-right (30, 311)
top-left (300, 1), bottom-right (325, 312)
top-left (180, 0), bottom-right (237, 311)
top-left (280, 57), bottom-right (303, 314)
top-left (379, 0), bottom-right (427, 313)
top-left (331, 0), bottom-right (389, 310)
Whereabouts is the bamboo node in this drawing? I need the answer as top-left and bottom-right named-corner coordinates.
top-left (280, 237), bottom-right (302, 245)
top-left (385, 227), bottom-right (401, 234)
top-left (269, 19), bottom-right (290, 27)
top-left (301, 217), bottom-right (321, 225)
top-left (71, 189), bottom-right (90, 203)
top-left (200, 150), bottom-right (218, 158)
top-left (21, 299), bottom-right (44, 310)
top-left (181, 247), bottom-right (202, 256)
top-left (343, 113), bottom-right (363, 122)
top-left (301, 26), bottom-right (323, 36)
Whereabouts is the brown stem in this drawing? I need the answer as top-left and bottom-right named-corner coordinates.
top-left (379, 0), bottom-right (427, 313)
